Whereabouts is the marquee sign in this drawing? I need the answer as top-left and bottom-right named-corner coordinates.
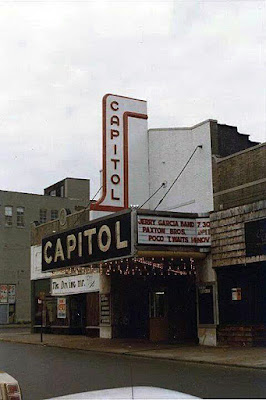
top-left (90, 94), bottom-right (148, 212)
top-left (137, 215), bottom-right (211, 246)
top-left (41, 210), bottom-right (211, 272)
top-left (42, 211), bottom-right (132, 272)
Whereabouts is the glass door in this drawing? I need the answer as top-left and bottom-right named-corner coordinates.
top-left (0, 304), bottom-right (9, 324)
top-left (149, 290), bottom-right (168, 342)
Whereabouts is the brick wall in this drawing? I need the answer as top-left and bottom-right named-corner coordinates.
top-left (215, 124), bottom-right (259, 157)
top-left (213, 143), bottom-right (266, 211)
top-left (31, 208), bottom-right (91, 246)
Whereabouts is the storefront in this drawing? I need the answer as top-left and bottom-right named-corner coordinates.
top-left (211, 202), bottom-right (266, 346)
top-left (32, 274), bottom-right (100, 335)
top-left (0, 284), bottom-right (16, 324)
top-left (111, 258), bottom-right (198, 342)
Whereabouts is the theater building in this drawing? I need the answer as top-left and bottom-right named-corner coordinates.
top-left (31, 94), bottom-right (259, 345)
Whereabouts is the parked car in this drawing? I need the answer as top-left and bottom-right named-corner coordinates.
top-left (46, 386), bottom-right (199, 399)
top-left (0, 371), bottom-right (22, 400)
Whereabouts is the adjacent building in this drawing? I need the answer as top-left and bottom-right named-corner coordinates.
top-left (211, 143), bottom-right (266, 346)
top-left (0, 178), bottom-right (90, 324)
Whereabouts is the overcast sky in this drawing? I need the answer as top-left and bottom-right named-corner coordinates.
top-left (0, 0), bottom-right (265, 196)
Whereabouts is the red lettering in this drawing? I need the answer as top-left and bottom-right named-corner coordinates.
top-left (181, 221), bottom-right (194, 228)
top-left (158, 220), bottom-right (180, 226)
top-left (170, 228), bottom-right (185, 235)
top-left (148, 235), bottom-right (164, 242)
top-left (191, 237), bottom-right (209, 243)
top-left (138, 219), bottom-right (156, 225)
top-left (167, 236), bottom-right (188, 243)
top-left (143, 227), bottom-right (165, 234)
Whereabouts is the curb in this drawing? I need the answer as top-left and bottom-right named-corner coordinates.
top-left (0, 325), bottom-right (31, 329)
top-left (1, 338), bottom-right (266, 371)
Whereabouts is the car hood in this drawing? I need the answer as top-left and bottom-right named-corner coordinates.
top-left (46, 386), bottom-right (200, 399)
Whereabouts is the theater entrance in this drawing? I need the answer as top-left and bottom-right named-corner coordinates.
top-left (112, 275), bottom-right (149, 339)
top-left (111, 265), bottom-right (197, 343)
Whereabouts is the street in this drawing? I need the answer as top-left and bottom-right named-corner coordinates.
top-left (1, 342), bottom-right (266, 399)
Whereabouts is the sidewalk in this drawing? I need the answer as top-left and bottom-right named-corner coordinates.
top-left (1, 329), bottom-right (266, 370)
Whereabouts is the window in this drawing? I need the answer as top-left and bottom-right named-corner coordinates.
top-left (40, 209), bottom-right (47, 224)
top-left (49, 190), bottom-right (56, 197)
top-left (17, 207), bottom-right (25, 227)
top-left (60, 186), bottom-right (64, 197)
top-left (51, 210), bottom-right (58, 221)
top-left (5, 206), bottom-right (13, 226)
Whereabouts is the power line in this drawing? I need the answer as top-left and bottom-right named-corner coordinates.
top-left (154, 145), bottom-right (202, 210)
top-left (138, 182), bottom-right (166, 209)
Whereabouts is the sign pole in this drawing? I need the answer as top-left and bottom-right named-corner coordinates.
top-left (40, 300), bottom-right (43, 343)
top-left (39, 291), bottom-right (45, 343)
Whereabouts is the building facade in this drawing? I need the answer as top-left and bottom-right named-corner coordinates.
top-left (30, 94), bottom-right (260, 345)
top-left (147, 120), bottom-right (258, 213)
top-left (0, 178), bottom-right (90, 324)
top-left (31, 208), bottom-right (211, 342)
top-left (211, 143), bottom-right (266, 345)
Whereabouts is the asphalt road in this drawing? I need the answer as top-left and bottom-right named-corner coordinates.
top-left (1, 342), bottom-right (266, 399)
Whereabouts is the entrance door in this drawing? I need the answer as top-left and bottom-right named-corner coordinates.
top-left (149, 290), bottom-right (168, 342)
top-left (0, 304), bottom-right (9, 324)
top-left (112, 276), bottom-right (149, 339)
top-left (70, 294), bottom-right (86, 333)
top-left (168, 278), bottom-right (197, 342)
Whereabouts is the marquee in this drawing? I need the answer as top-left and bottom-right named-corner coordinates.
top-left (42, 210), bottom-right (210, 272)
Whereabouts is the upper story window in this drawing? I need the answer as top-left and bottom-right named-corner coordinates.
top-left (50, 190), bottom-right (56, 197)
top-left (17, 207), bottom-right (25, 227)
top-left (5, 206), bottom-right (13, 226)
top-left (51, 210), bottom-right (58, 221)
top-left (40, 209), bottom-right (47, 224)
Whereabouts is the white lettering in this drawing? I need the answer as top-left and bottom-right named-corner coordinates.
top-left (67, 234), bottom-right (76, 259)
top-left (54, 238), bottom-right (65, 262)
top-left (116, 221), bottom-right (128, 249)
top-left (98, 225), bottom-right (111, 252)
top-left (78, 232), bottom-right (82, 257)
top-left (44, 241), bottom-right (52, 264)
top-left (84, 228), bottom-right (96, 255)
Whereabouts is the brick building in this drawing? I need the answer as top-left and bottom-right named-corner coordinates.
top-left (211, 143), bottom-right (266, 345)
top-left (0, 178), bottom-right (90, 324)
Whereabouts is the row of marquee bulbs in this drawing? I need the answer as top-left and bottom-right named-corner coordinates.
top-left (51, 257), bottom-right (196, 277)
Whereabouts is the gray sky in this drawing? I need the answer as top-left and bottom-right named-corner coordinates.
top-left (0, 0), bottom-right (265, 196)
